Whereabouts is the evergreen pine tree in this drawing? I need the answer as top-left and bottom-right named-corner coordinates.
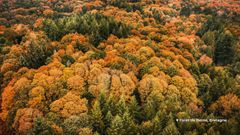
top-left (107, 115), bottom-right (124, 135)
top-left (122, 109), bottom-right (137, 135)
top-left (162, 113), bottom-right (180, 135)
top-left (129, 96), bottom-right (142, 123)
top-left (30, 117), bottom-right (55, 135)
top-left (214, 30), bottom-right (236, 65)
top-left (91, 100), bottom-right (105, 134)
top-left (116, 96), bottom-right (127, 116)
top-left (104, 111), bottom-right (113, 128)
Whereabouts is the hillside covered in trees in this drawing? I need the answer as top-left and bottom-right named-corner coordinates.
top-left (0, 0), bottom-right (240, 135)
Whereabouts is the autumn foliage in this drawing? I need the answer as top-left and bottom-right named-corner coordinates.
top-left (0, 0), bottom-right (240, 135)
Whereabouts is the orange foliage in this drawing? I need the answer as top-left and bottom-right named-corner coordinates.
top-left (67, 75), bottom-right (85, 95)
top-left (199, 55), bottom-right (213, 66)
top-left (43, 9), bottom-right (54, 16)
top-left (33, 18), bottom-right (44, 28)
top-left (209, 93), bottom-right (240, 116)
top-left (0, 25), bottom-right (6, 35)
top-left (50, 92), bottom-right (88, 118)
top-left (0, 86), bottom-right (15, 121)
top-left (13, 108), bottom-right (43, 134)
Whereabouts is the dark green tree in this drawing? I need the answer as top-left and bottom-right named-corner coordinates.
top-left (91, 100), bottom-right (105, 134)
top-left (214, 30), bottom-right (236, 65)
top-left (19, 33), bottom-right (53, 69)
top-left (122, 109), bottom-right (137, 135)
top-left (106, 115), bottom-right (124, 135)
top-left (162, 114), bottom-right (180, 135)
top-left (30, 117), bottom-right (55, 135)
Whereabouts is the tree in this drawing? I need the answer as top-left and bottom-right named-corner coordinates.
top-left (104, 111), bottom-right (113, 129)
top-left (204, 69), bottom-right (237, 106)
top-left (214, 30), bottom-right (236, 65)
top-left (209, 93), bottom-right (240, 117)
top-left (13, 108), bottom-right (43, 134)
top-left (62, 114), bottom-right (92, 135)
top-left (19, 32), bottom-right (54, 69)
top-left (30, 117), bottom-right (55, 135)
top-left (128, 96), bottom-right (142, 123)
top-left (61, 55), bottom-right (75, 67)
top-left (50, 92), bottom-right (88, 118)
top-left (42, 13), bottom-right (131, 46)
top-left (143, 93), bottom-right (163, 120)
top-left (121, 109), bottom-right (137, 135)
top-left (197, 17), bottom-right (224, 37)
top-left (91, 100), bottom-right (105, 134)
top-left (180, 6), bottom-right (191, 17)
top-left (116, 96), bottom-right (127, 116)
top-left (106, 115), bottom-right (124, 135)
top-left (162, 114), bottom-right (180, 135)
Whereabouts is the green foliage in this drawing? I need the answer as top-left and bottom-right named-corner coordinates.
top-left (0, 36), bottom-right (6, 44)
top-left (53, 3), bottom-right (73, 13)
top-left (107, 61), bottom-right (125, 70)
top-left (81, 91), bottom-right (96, 101)
top-left (0, 0), bottom-right (10, 12)
top-left (214, 30), bottom-right (237, 65)
top-left (197, 17), bottom-right (237, 65)
top-left (180, 6), bottom-right (191, 17)
top-left (108, 0), bottom-right (143, 13)
top-left (104, 95), bottom-right (118, 116)
top-left (61, 55), bottom-right (75, 67)
top-left (41, 19), bottom-right (61, 40)
top-left (3, 28), bottom-right (18, 45)
top-left (197, 17), bottom-right (224, 37)
top-left (120, 53), bottom-right (140, 66)
top-left (19, 33), bottom-right (53, 69)
top-left (91, 101), bottom-right (105, 134)
top-left (90, 51), bottom-right (106, 60)
top-left (189, 63), bottom-right (200, 76)
top-left (106, 110), bottom-right (138, 135)
top-left (128, 96), bottom-right (142, 123)
top-left (165, 65), bottom-right (179, 77)
top-left (230, 62), bottom-right (240, 76)
top-left (104, 111), bottom-right (113, 128)
top-left (106, 115), bottom-right (124, 135)
top-left (139, 64), bottom-right (153, 78)
top-left (30, 117), bottom-right (55, 135)
top-left (143, 94), bottom-right (163, 120)
top-left (116, 97), bottom-right (127, 116)
top-left (202, 31), bottom-right (215, 47)
top-left (42, 13), bottom-right (131, 46)
top-left (45, 112), bottom-right (63, 126)
top-left (162, 114), bottom-right (180, 135)
top-left (14, 0), bottom-right (40, 8)
top-left (152, 9), bottom-right (165, 24)
top-left (121, 109), bottom-right (137, 135)
top-left (62, 114), bottom-right (92, 135)
top-left (203, 69), bottom-right (238, 106)
top-left (75, 40), bottom-right (89, 53)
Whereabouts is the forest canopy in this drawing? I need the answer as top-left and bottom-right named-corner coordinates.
top-left (0, 0), bottom-right (240, 135)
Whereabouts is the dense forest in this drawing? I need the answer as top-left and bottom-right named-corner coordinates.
top-left (0, 0), bottom-right (240, 135)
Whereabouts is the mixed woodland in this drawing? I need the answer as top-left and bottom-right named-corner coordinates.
top-left (0, 0), bottom-right (240, 134)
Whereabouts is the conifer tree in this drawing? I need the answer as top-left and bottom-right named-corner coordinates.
top-left (30, 117), bottom-right (55, 135)
top-left (107, 115), bottom-right (124, 135)
top-left (129, 96), bottom-right (142, 123)
top-left (162, 114), bottom-right (180, 135)
top-left (91, 100), bottom-right (105, 134)
top-left (104, 111), bottom-right (113, 128)
top-left (116, 96), bottom-right (127, 116)
top-left (214, 30), bottom-right (236, 65)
